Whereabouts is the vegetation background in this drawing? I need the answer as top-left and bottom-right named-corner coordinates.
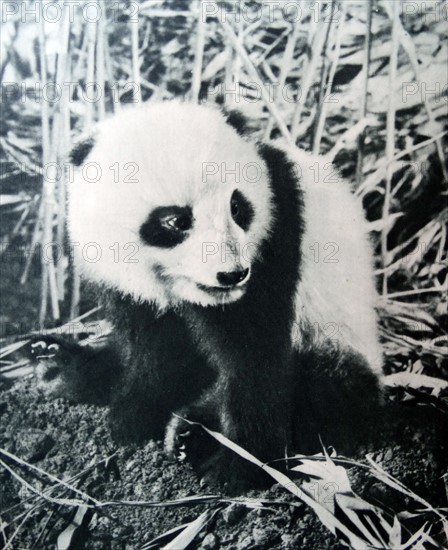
top-left (0, 0), bottom-right (447, 548)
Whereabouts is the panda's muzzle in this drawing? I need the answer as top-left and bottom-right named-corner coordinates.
top-left (216, 268), bottom-right (249, 287)
top-left (197, 268), bottom-right (249, 295)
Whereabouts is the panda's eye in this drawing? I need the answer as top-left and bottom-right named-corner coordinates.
top-left (140, 206), bottom-right (193, 248)
top-left (230, 190), bottom-right (254, 231)
top-left (163, 214), bottom-right (192, 232)
top-left (231, 197), bottom-right (239, 218)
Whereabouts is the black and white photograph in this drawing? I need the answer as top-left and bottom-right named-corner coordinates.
top-left (0, 1), bottom-right (447, 548)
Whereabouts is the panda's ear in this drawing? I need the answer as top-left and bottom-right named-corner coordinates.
top-left (69, 135), bottom-right (96, 166)
top-left (223, 109), bottom-right (250, 136)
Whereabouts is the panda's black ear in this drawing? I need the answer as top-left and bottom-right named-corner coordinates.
top-left (69, 135), bottom-right (96, 166)
top-left (223, 109), bottom-right (250, 136)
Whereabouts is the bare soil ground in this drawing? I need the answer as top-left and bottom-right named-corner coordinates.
top-left (1, 373), bottom-right (447, 549)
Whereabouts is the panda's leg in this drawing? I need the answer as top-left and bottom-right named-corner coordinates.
top-left (184, 306), bottom-right (294, 485)
top-left (164, 373), bottom-right (288, 491)
top-left (31, 332), bottom-right (188, 431)
top-left (293, 344), bottom-right (384, 454)
top-left (107, 311), bottom-right (215, 445)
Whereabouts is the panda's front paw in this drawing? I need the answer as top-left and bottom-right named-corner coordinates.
top-left (164, 413), bottom-right (220, 464)
top-left (30, 338), bottom-right (67, 395)
top-left (198, 449), bottom-right (271, 494)
top-left (30, 335), bottom-right (115, 406)
top-left (164, 415), bottom-right (271, 493)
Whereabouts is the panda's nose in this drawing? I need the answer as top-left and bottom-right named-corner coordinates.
top-left (217, 268), bottom-right (249, 287)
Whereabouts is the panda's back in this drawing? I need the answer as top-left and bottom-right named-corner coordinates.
top-left (284, 147), bottom-right (382, 372)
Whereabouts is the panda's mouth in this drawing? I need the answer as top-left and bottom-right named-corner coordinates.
top-left (196, 283), bottom-right (246, 296)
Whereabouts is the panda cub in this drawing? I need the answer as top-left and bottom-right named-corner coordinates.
top-left (64, 101), bottom-right (382, 486)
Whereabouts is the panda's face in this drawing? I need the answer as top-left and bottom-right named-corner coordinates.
top-left (138, 183), bottom-right (261, 307)
top-left (68, 103), bottom-right (273, 308)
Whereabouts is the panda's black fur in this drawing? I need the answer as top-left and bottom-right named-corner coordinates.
top-left (47, 102), bottom-right (384, 488)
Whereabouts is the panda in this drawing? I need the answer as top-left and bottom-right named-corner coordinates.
top-left (59, 101), bottom-right (383, 487)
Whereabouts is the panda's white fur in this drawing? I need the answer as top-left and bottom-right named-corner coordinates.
top-left (286, 146), bottom-right (382, 371)
top-left (69, 102), bottom-right (381, 373)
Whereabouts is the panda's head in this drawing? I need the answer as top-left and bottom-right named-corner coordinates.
top-left (68, 102), bottom-right (273, 309)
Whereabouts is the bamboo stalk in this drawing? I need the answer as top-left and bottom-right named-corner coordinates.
top-left (254, 28), bottom-right (290, 67)
top-left (220, 20), bottom-right (292, 144)
top-left (231, 18), bottom-right (244, 99)
top-left (96, 4), bottom-right (106, 120)
top-left (383, 287), bottom-right (446, 300)
top-left (55, 5), bottom-right (71, 302)
top-left (356, 0), bottom-right (373, 186)
top-left (191, 0), bottom-right (206, 103)
top-left (312, 0), bottom-right (335, 150)
top-left (70, 13), bottom-right (96, 318)
top-left (104, 21), bottom-right (118, 112)
top-left (70, 261), bottom-right (81, 320)
top-left (38, 14), bottom-right (59, 326)
top-left (130, 3), bottom-right (142, 104)
top-left (45, 108), bottom-right (62, 321)
top-left (291, 12), bottom-right (327, 142)
top-left (85, 14), bottom-right (97, 128)
top-left (313, 1), bottom-right (345, 155)
top-left (47, 251), bottom-right (60, 320)
top-left (382, 1), bottom-right (400, 295)
top-left (73, 23), bottom-right (89, 83)
top-left (56, 106), bottom-right (68, 302)
top-left (222, 17), bottom-right (244, 109)
top-left (435, 224), bottom-right (446, 265)
top-left (20, 199), bottom-right (43, 285)
top-left (264, 6), bottom-right (301, 140)
top-left (261, 60), bottom-right (277, 84)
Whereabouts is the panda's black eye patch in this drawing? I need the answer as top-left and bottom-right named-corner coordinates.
top-left (139, 206), bottom-right (193, 248)
top-left (230, 190), bottom-right (254, 231)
